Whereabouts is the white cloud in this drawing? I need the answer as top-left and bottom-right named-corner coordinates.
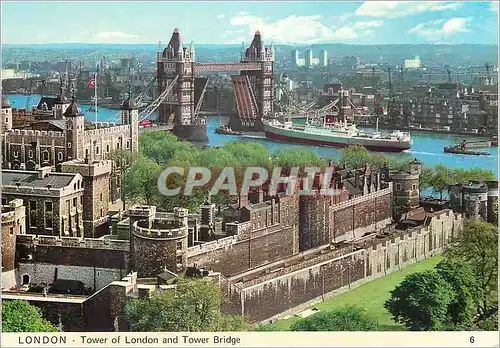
top-left (490, 2), bottom-right (499, 12)
top-left (228, 14), bottom-right (383, 43)
top-left (92, 31), bottom-right (138, 42)
top-left (408, 17), bottom-right (470, 42)
top-left (355, 1), bottom-right (462, 19)
top-left (217, 14), bottom-right (225, 19)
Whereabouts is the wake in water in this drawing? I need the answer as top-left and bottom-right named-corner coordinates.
top-left (241, 134), bottom-right (266, 140)
top-left (405, 150), bottom-right (444, 157)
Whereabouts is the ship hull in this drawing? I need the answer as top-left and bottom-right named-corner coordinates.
top-left (264, 123), bottom-right (411, 152)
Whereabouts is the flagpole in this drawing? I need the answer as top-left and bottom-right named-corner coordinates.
top-left (94, 72), bottom-right (98, 128)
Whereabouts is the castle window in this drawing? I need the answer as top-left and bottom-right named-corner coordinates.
top-left (100, 193), bottom-right (103, 201)
top-left (395, 183), bottom-right (402, 191)
top-left (100, 209), bottom-right (103, 217)
top-left (22, 274), bottom-right (30, 285)
top-left (10, 227), bottom-right (14, 235)
top-left (1, 198), bottom-right (7, 205)
top-left (5, 117), bottom-right (8, 123)
top-left (412, 184), bottom-right (417, 190)
top-left (176, 256), bottom-right (183, 265)
top-left (73, 198), bottom-right (77, 207)
top-left (42, 151), bottom-right (49, 161)
top-left (68, 142), bottom-right (72, 148)
top-left (58, 152), bottom-right (63, 161)
top-left (13, 150), bottom-right (18, 158)
top-left (176, 241), bottom-right (183, 250)
top-left (95, 146), bottom-right (99, 155)
top-left (80, 196), bottom-right (83, 205)
top-left (106, 144), bottom-right (110, 153)
top-left (45, 202), bottom-right (53, 229)
top-left (126, 141), bottom-right (130, 149)
top-left (28, 150), bottom-right (33, 158)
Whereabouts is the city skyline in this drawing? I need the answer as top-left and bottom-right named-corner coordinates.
top-left (1, 1), bottom-right (498, 45)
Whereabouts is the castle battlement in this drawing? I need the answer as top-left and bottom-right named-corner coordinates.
top-left (61, 160), bottom-right (113, 177)
top-left (187, 235), bottom-right (239, 257)
top-left (331, 183), bottom-right (393, 211)
top-left (84, 124), bottom-right (130, 138)
top-left (16, 234), bottom-right (130, 251)
top-left (8, 129), bottom-right (65, 138)
top-left (133, 219), bottom-right (188, 240)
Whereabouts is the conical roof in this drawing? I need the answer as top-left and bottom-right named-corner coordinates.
top-left (63, 95), bottom-right (82, 117)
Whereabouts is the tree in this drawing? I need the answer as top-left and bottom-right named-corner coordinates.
top-left (339, 146), bottom-right (373, 169)
top-left (2, 300), bottom-right (58, 332)
top-left (434, 260), bottom-right (476, 328)
top-left (446, 220), bottom-right (498, 322)
top-left (384, 270), bottom-right (455, 331)
top-left (429, 164), bottom-right (452, 200)
top-left (124, 277), bottom-right (247, 332)
top-left (123, 156), bottom-right (162, 205)
top-left (289, 306), bottom-right (379, 331)
top-left (419, 166), bottom-right (434, 191)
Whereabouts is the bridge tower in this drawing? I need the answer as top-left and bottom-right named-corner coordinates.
top-left (157, 28), bottom-right (208, 142)
top-left (235, 31), bottom-right (275, 131)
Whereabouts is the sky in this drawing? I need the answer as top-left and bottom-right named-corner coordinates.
top-left (1, 1), bottom-right (499, 45)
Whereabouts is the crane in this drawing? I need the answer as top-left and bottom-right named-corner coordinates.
top-left (485, 63), bottom-right (491, 85)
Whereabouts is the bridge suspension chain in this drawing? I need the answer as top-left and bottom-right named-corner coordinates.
top-left (108, 76), bottom-right (158, 123)
top-left (139, 75), bottom-right (179, 120)
top-left (193, 81), bottom-right (208, 119)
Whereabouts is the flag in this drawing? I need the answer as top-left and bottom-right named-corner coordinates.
top-left (88, 78), bottom-right (95, 88)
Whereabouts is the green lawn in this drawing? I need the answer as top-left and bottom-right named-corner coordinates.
top-left (271, 255), bottom-right (443, 331)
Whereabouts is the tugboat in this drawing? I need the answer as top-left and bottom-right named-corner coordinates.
top-left (491, 136), bottom-right (498, 147)
top-left (215, 125), bottom-right (244, 136)
top-left (444, 140), bottom-right (490, 156)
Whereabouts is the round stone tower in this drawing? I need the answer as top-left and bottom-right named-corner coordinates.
top-left (132, 207), bottom-right (189, 277)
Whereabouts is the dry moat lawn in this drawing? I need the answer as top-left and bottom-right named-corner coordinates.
top-left (270, 255), bottom-right (443, 331)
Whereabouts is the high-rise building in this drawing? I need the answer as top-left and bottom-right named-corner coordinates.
top-left (319, 49), bottom-right (328, 67)
top-left (305, 49), bottom-right (313, 68)
top-left (404, 56), bottom-right (421, 69)
top-left (290, 49), bottom-right (299, 67)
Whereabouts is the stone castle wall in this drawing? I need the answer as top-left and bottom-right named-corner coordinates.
top-left (15, 234), bottom-right (130, 291)
top-left (224, 209), bottom-right (462, 323)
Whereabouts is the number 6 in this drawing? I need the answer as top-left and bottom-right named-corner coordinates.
top-left (470, 336), bottom-right (475, 343)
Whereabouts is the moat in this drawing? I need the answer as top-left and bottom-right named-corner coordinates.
top-left (6, 94), bottom-right (498, 176)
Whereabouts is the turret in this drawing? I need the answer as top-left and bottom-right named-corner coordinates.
top-left (64, 95), bottom-right (85, 161)
top-left (120, 90), bottom-right (139, 153)
top-left (189, 41), bottom-right (195, 61)
top-left (54, 86), bottom-right (70, 119)
top-left (1, 94), bottom-right (13, 131)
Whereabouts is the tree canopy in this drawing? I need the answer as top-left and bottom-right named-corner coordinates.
top-left (445, 220), bottom-right (498, 322)
top-left (289, 306), bottom-right (379, 331)
top-left (2, 300), bottom-right (58, 332)
top-left (123, 277), bottom-right (247, 332)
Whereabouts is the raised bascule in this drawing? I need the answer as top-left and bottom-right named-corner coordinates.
top-left (156, 28), bottom-right (275, 141)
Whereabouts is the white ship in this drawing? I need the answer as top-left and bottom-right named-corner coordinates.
top-left (262, 116), bottom-right (412, 152)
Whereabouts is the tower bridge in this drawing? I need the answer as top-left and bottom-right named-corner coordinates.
top-left (155, 28), bottom-right (275, 142)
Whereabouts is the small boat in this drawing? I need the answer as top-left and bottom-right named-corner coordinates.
top-left (87, 107), bottom-right (98, 112)
top-left (444, 145), bottom-right (490, 156)
top-left (491, 136), bottom-right (498, 147)
top-left (215, 125), bottom-right (244, 135)
top-left (460, 139), bottom-right (491, 148)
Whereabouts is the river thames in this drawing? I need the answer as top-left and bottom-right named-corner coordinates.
top-left (5, 94), bottom-right (498, 176)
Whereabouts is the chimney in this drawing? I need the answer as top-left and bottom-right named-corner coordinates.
top-left (37, 166), bottom-right (52, 179)
top-left (259, 186), bottom-right (264, 203)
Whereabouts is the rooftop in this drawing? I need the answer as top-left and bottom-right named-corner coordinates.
top-left (2, 169), bottom-right (80, 189)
